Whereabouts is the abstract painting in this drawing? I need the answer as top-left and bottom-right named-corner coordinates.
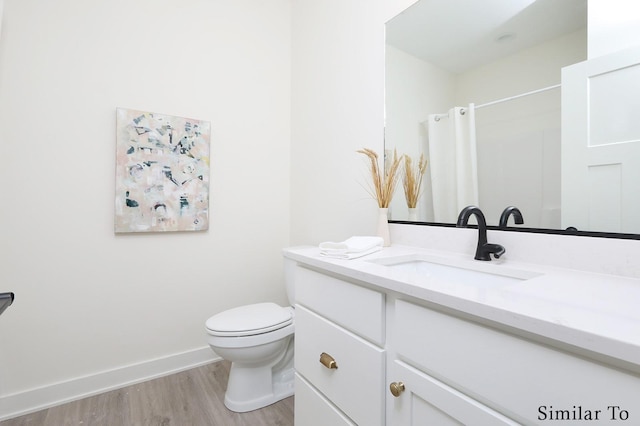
top-left (115, 108), bottom-right (210, 233)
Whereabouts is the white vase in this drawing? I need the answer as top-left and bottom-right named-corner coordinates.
top-left (377, 208), bottom-right (391, 247)
top-left (408, 208), bottom-right (418, 221)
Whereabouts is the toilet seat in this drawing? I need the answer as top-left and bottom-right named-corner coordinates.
top-left (206, 302), bottom-right (293, 337)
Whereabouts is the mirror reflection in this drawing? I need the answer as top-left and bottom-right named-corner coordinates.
top-left (385, 0), bottom-right (591, 231)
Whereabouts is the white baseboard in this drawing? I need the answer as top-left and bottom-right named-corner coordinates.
top-left (0, 346), bottom-right (221, 421)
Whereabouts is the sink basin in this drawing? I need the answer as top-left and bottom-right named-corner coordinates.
top-left (368, 254), bottom-right (542, 287)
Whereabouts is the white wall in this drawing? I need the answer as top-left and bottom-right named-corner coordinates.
top-left (384, 45), bottom-right (456, 221)
top-left (0, 0), bottom-right (290, 418)
top-left (589, 0), bottom-right (640, 58)
top-left (290, 0), bottom-right (418, 245)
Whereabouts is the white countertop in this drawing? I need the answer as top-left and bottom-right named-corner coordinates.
top-left (283, 244), bottom-right (640, 369)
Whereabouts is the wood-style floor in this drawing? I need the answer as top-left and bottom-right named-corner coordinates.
top-left (1, 361), bottom-right (294, 426)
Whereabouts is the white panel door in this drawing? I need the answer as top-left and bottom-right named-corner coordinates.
top-left (561, 46), bottom-right (640, 233)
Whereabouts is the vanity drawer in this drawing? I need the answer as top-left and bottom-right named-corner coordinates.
top-left (295, 305), bottom-right (385, 426)
top-left (295, 373), bottom-right (355, 426)
top-left (294, 265), bottom-right (385, 345)
top-left (394, 299), bottom-right (640, 424)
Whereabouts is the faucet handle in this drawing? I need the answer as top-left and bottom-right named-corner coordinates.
top-left (482, 243), bottom-right (505, 260)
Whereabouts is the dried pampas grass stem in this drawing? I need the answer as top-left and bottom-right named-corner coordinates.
top-left (403, 153), bottom-right (427, 208)
top-left (357, 148), bottom-right (403, 208)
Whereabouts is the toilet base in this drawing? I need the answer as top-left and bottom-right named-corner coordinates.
top-left (224, 365), bottom-right (295, 412)
top-left (222, 334), bottom-right (295, 413)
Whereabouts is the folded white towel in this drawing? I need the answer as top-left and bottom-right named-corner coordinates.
top-left (319, 236), bottom-right (383, 259)
top-left (320, 245), bottom-right (382, 260)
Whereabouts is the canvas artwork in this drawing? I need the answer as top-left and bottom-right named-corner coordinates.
top-left (115, 108), bottom-right (210, 233)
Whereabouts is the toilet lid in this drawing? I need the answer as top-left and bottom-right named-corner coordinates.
top-left (205, 302), bottom-right (293, 337)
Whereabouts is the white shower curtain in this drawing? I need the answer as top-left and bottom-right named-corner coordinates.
top-left (426, 104), bottom-right (479, 223)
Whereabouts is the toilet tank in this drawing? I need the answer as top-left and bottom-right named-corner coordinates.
top-left (283, 257), bottom-right (296, 305)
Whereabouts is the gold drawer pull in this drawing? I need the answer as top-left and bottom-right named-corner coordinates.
top-left (389, 381), bottom-right (405, 397)
top-left (319, 352), bottom-right (338, 369)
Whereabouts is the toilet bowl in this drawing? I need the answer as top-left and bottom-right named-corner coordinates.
top-left (206, 302), bottom-right (295, 412)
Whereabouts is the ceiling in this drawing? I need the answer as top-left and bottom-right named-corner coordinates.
top-left (385, 0), bottom-right (588, 73)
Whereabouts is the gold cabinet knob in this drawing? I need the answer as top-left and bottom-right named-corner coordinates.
top-left (389, 381), bottom-right (405, 397)
top-left (319, 352), bottom-right (338, 369)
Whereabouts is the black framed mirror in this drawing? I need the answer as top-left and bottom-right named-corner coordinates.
top-left (385, 0), bottom-right (640, 239)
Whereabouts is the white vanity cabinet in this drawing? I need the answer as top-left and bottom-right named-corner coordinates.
top-left (288, 255), bottom-right (640, 425)
top-left (390, 299), bottom-right (640, 424)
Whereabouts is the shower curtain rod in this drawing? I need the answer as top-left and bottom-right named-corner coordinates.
top-left (474, 83), bottom-right (561, 110)
top-left (429, 83), bottom-right (560, 121)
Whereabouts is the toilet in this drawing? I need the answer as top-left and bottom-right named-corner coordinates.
top-left (205, 259), bottom-right (296, 412)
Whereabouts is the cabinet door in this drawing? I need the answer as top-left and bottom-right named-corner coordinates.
top-left (295, 373), bottom-right (355, 426)
top-left (388, 361), bottom-right (518, 426)
top-left (394, 299), bottom-right (640, 423)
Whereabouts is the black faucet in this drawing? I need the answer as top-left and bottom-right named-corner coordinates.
top-left (456, 206), bottom-right (505, 261)
top-left (499, 206), bottom-right (524, 228)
